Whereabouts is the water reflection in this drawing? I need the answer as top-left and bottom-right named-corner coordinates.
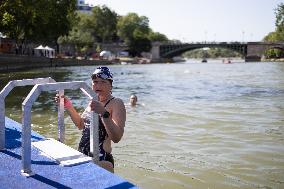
top-left (1, 62), bottom-right (284, 189)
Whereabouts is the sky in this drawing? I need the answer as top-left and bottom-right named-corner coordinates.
top-left (84, 0), bottom-right (283, 42)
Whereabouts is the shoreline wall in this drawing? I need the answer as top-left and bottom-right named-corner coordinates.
top-left (0, 54), bottom-right (112, 72)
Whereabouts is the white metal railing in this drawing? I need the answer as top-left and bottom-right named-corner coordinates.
top-left (0, 78), bottom-right (100, 176)
top-left (0, 78), bottom-right (59, 150)
top-left (21, 81), bottom-right (99, 176)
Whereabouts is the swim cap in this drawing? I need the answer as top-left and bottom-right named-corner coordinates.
top-left (91, 67), bottom-right (113, 80)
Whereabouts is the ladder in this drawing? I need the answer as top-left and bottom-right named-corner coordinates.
top-left (0, 78), bottom-right (99, 176)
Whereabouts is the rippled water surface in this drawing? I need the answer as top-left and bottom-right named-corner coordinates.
top-left (1, 60), bottom-right (284, 189)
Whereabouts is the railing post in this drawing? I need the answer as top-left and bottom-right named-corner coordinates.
top-left (0, 78), bottom-right (56, 151)
top-left (21, 81), bottom-right (99, 176)
top-left (58, 90), bottom-right (65, 142)
top-left (0, 98), bottom-right (5, 150)
top-left (21, 104), bottom-right (33, 176)
top-left (90, 109), bottom-right (99, 163)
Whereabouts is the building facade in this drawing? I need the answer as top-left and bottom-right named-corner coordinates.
top-left (76, 0), bottom-right (94, 13)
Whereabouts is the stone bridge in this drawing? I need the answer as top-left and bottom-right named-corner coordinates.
top-left (151, 42), bottom-right (284, 62)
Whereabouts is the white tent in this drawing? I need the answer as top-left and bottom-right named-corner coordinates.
top-left (100, 50), bottom-right (111, 57)
top-left (34, 45), bottom-right (45, 57)
top-left (44, 46), bottom-right (55, 58)
top-left (45, 46), bottom-right (53, 50)
top-left (0, 32), bottom-right (7, 38)
top-left (35, 45), bottom-right (45, 50)
top-left (34, 45), bottom-right (55, 58)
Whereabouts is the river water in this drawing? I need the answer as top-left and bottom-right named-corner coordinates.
top-left (1, 60), bottom-right (284, 189)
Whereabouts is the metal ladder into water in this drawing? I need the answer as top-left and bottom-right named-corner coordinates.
top-left (0, 78), bottom-right (100, 176)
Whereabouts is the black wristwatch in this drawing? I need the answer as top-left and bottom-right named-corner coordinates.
top-left (101, 111), bottom-right (110, 118)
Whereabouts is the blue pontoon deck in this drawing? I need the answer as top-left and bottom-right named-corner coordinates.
top-left (0, 117), bottom-right (136, 189)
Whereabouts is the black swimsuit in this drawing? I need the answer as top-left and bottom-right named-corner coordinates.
top-left (78, 97), bottom-right (115, 167)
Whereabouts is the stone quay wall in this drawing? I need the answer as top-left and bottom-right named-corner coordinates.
top-left (0, 54), bottom-right (112, 72)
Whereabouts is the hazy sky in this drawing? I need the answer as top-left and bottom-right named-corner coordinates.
top-left (85, 0), bottom-right (282, 42)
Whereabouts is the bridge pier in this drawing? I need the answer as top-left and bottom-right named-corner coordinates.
top-left (151, 42), bottom-right (161, 60)
top-left (245, 42), bottom-right (267, 62)
top-left (245, 56), bottom-right (261, 62)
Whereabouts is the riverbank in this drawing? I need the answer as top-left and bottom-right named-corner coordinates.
top-left (0, 54), bottom-right (114, 72)
top-left (0, 54), bottom-right (172, 72)
top-left (262, 58), bottom-right (284, 62)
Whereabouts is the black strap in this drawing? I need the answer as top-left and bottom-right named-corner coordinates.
top-left (104, 97), bottom-right (115, 107)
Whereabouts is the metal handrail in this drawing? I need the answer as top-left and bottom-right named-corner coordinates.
top-left (0, 78), bottom-right (61, 150)
top-left (21, 81), bottom-right (99, 176)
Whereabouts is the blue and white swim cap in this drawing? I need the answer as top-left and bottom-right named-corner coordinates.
top-left (91, 67), bottom-right (113, 80)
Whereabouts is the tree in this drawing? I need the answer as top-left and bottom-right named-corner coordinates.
top-left (264, 48), bottom-right (284, 58)
top-left (58, 13), bottom-right (93, 54)
top-left (263, 32), bottom-right (280, 42)
top-left (0, 0), bottom-right (77, 52)
top-left (117, 13), bottom-right (151, 56)
top-left (275, 3), bottom-right (284, 29)
top-left (263, 3), bottom-right (284, 58)
top-left (129, 36), bottom-right (152, 56)
top-left (58, 27), bottom-right (93, 54)
top-left (87, 5), bottom-right (118, 43)
top-left (148, 30), bottom-right (168, 42)
top-left (264, 3), bottom-right (284, 42)
top-left (275, 3), bottom-right (284, 41)
top-left (0, 0), bottom-right (38, 44)
top-left (117, 13), bottom-right (150, 43)
top-left (34, 0), bottom-right (77, 51)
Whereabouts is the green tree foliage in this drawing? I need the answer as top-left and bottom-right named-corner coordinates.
top-left (129, 35), bottom-right (152, 56)
top-left (117, 13), bottom-right (150, 43)
top-left (263, 32), bottom-right (281, 42)
top-left (58, 27), bottom-right (93, 53)
top-left (0, 0), bottom-right (36, 43)
top-left (41, 0), bottom-right (77, 44)
top-left (58, 6), bottom-right (118, 53)
top-left (148, 30), bottom-right (168, 42)
top-left (117, 13), bottom-right (152, 56)
top-left (87, 5), bottom-right (118, 43)
top-left (0, 0), bottom-right (76, 48)
top-left (1, 1), bottom-right (169, 57)
top-left (58, 13), bottom-right (93, 53)
top-left (275, 3), bottom-right (284, 29)
top-left (263, 3), bottom-right (284, 58)
top-left (264, 3), bottom-right (284, 42)
top-left (265, 48), bottom-right (284, 58)
top-left (275, 3), bottom-right (284, 42)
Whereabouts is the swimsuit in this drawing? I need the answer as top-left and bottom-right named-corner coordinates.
top-left (78, 97), bottom-right (115, 167)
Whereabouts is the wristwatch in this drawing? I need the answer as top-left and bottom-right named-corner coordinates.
top-left (101, 111), bottom-right (110, 118)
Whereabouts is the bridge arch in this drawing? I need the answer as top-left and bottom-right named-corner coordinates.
top-left (159, 43), bottom-right (247, 58)
top-left (151, 42), bottom-right (284, 62)
top-left (263, 45), bottom-right (284, 58)
top-left (161, 45), bottom-right (245, 58)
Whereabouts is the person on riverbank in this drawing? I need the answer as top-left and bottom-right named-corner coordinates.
top-left (55, 66), bottom-right (126, 173)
